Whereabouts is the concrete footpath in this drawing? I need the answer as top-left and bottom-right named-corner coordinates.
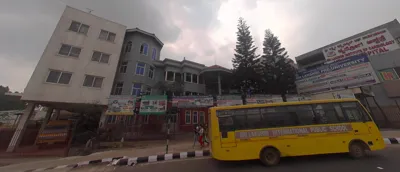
top-left (1, 130), bottom-right (400, 172)
top-left (0, 140), bottom-right (201, 172)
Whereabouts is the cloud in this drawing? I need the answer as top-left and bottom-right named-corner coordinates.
top-left (1, 0), bottom-right (400, 92)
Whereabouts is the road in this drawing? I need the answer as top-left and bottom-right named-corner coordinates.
top-left (70, 145), bottom-right (400, 172)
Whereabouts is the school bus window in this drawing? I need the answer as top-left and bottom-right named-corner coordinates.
top-left (261, 107), bottom-right (298, 128)
top-left (333, 103), bottom-right (347, 122)
top-left (313, 103), bottom-right (340, 124)
top-left (357, 103), bottom-right (372, 121)
top-left (246, 110), bottom-right (262, 129)
top-left (218, 116), bottom-right (234, 132)
top-left (233, 114), bottom-right (247, 130)
top-left (295, 105), bottom-right (315, 125)
top-left (341, 102), bottom-right (364, 122)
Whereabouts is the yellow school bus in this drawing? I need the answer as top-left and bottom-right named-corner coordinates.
top-left (208, 99), bottom-right (385, 166)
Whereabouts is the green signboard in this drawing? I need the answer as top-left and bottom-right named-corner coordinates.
top-left (139, 95), bottom-right (167, 115)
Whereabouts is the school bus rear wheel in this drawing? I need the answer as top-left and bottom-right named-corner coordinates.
top-left (260, 147), bottom-right (280, 166)
top-left (349, 142), bottom-right (366, 159)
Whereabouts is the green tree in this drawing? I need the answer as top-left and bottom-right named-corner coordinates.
top-left (0, 85), bottom-right (25, 111)
top-left (232, 17), bottom-right (262, 95)
top-left (260, 29), bottom-right (296, 101)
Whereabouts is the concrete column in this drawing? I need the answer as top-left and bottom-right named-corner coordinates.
top-left (98, 110), bottom-right (107, 129)
top-left (35, 107), bottom-right (54, 144)
top-left (52, 109), bottom-right (60, 120)
top-left (217, 72), bottom-right (222, 95)
top-left (6, 103), bottom-right (36, 152)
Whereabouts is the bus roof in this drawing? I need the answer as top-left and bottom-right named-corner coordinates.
top-left (210, 98), bottom-right (359, 111)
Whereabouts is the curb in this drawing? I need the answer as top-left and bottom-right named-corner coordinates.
top-left (383, 138), bottom-right (400, 144)
top-left (116, 150), bottom-right (211, 166)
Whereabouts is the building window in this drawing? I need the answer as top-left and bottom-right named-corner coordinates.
top-left (99, 29), bottom-right (116, 42)
top-left (132, 83), bottom-right (142, 96)
top-left (120, 61), bottom-right (127, 73)
top-left (185, 73), bottom-right (192, 82)
top-left (148, 66), bottom-right (154, 79)
top-left (140, 43), bottom-right (148, 55)
top-left (175, 73), bottom-right (182, 82)
top-left (83, 75), bottom-right (104, 88)
top-left (68, 21), bottom-right (89, 35)
top-left (144, 115), bottom-right (149, 124)
top-left (152, 48), bottom-right (157, 60)
top-left (192, 111), bottom-right (198, 124)
top-left (185, 91), bottom-right (191, 96)
top-left (193, 74), bottom-right (198, 83)
top-left (136, 62), bottom-right (146, 75)
top-left (125, 41), bottom-right (132, 53)
top-left (46, 70), bottom-right (72, 84)
top-left (112, 82), bottom-right (123, 95)
top-left (166, 71), bottom-right (174, 81)
top-left (199, 75), bottom-right (203, 84)
top-left (91, 51), bottom-right (110, 63)
top-left (59, 44), bottom-right (81, 57)
top-left (199, 111), bottom-right (205, 124)
top-left (185, 111), bottom-right (191, 124)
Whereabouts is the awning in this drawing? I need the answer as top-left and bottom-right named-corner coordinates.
top-left (139, 95), bottom-right (167, 115)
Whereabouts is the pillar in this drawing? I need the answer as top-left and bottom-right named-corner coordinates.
top-left (34, 107), bottom-right (54, 144)
top-left (6, 103), bottom-right (36, 152)
top-left (98, 110), bottom-right (107, 129)
top-left (217, 72), bottom-right (222, 96)
top-left (52, 109), bottom-right (60, 120)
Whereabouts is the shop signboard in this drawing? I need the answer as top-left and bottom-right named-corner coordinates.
top-left (106, 95), bottom-right (136, 115)
top-left (323, 28), bottom-right (400, 61)
top-left (246, 95), bottom-right (283, 104)
top-left (217, 95), bottom-right (243, 107)
top-left (286, 95), bottom-right (312, 102)
top-left (296, 55), bottom-right (380, 94)
top-left (172, 96), bottom-right (214, 108)
top-left (139, 95), bottom-right (167, 115)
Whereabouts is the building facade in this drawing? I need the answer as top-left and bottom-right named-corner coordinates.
top-left (295, 19), bottom-right (400, 127)
top-left (23, 6), bottom-right (126, 106)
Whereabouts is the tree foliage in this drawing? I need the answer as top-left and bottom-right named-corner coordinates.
top-left (260, 30), bottom-right (296, 101)
top-left (0, 85), bottom-right (25, 111)
top-left (232, 17), bottom-right (262, 93)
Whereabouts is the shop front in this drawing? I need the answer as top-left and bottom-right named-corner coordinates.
top-left (173, 96), bottom-right (213, 132)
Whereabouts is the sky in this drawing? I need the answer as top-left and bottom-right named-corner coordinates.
top-left (1, 0), bottom-right (400, 92)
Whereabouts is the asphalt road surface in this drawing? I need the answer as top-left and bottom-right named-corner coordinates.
top-left (71, 145), bottom-right (400, 172)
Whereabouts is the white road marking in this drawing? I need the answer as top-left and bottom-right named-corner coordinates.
top-left (377, 167), bottom-right (384, 170)
top-left (137, 156), bottom-right (212, 166)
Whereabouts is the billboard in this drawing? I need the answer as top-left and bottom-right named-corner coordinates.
top-left (139, 95), bottom-right (167, 115)
top-left (217, 95), bottom-right (243, 107)
top-left (106, 96), bottom-right (136, 115)
top-left (323, 28), bottom-right (399, 61)
top-left (296, 55), bottom-right (380, 94)
top-left (246, 95), bottom-right (283, 104)
top-left (172, 96), bottom-right (214, 108)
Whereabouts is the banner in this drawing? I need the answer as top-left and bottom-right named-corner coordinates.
top-left (139, 95), bottom-right (167, 115)
top-left (296, 55), bottom-right (380, 94)
top-left (323, 28), bottom-right (399, 61)
top-left (246, 95), bottom-right (283, 104)
top-left (172, 96), bottom-right (213, 108)
top-left (217, 95), bottom-right (243, 107)
top-left (286, 95), bottom-right (312, 102)
top-left (106, 96), bottom-right (136, 115)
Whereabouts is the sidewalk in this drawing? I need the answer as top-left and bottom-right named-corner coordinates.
top-left (381, 130), bottom-right (400, 138)
top-left (0, 139), bottom-right (202, 172)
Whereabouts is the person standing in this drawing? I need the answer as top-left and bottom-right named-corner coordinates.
top-left (193, 124), bottom-right (199, 148)
top-left (198, 125), bottom-right (205, 147)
